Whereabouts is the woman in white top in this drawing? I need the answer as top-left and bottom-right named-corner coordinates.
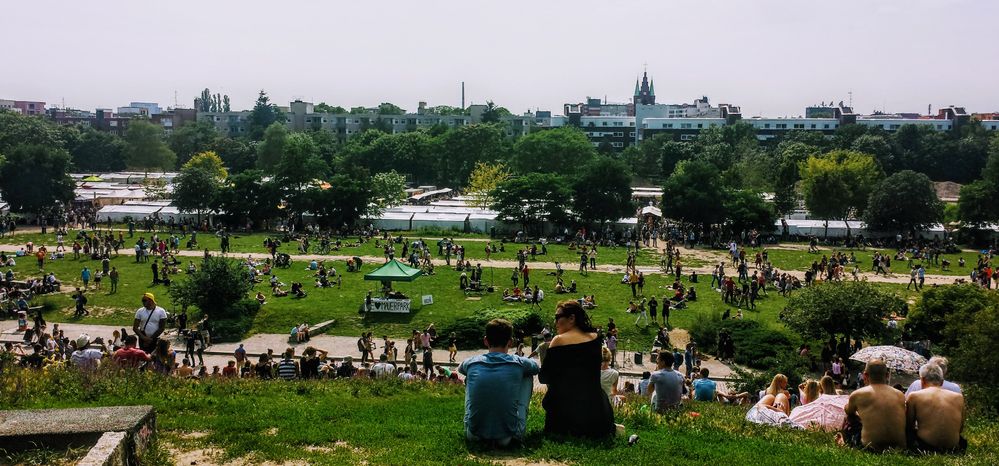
top-left (599, 346), bottom-right (619, 405)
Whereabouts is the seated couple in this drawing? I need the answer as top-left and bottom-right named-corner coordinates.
top-left (461, 302), bottom-right (617, 446)
top-left (841, 359), bottom-right (965, 454)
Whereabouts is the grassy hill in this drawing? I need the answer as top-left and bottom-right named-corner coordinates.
top-left (1, 366), bottom-right (995, 465)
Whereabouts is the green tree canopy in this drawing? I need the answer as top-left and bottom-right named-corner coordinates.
top-left (256, 123), bottom-right (288, 173)
top-left (168, 120), bottom-right (219, 167)
top-left (660, 159), bottom-right (726, 228)
top-left (799, 150), bottom-right (881, 234)
top-left (572, 157), bottom-right (635, 226)
top-left (0, 144), bottom-right (75, 217)
top-left (509, 127), bottom-right (595, 175)
top-left (434, 124), bottom-right (510, 186)
top-left (783, 281), bottom-right (903, 342)
top-left (0, 111), bottom-right (67, 155)
top-left (68, 125), bottom-right (127, 172)
top-left (247, 90), bottom-right (283, 140)
top-left (314, 103), bottom-right (347, 114)
top-left (371, 170), bottom-right (408, 209)
top-left (215, 170), bottom-right (280, 228)
top-left (492, 173), bottom-right (573, 234)
top-left (377, 102), bottom-right (406, 115)
top-left (122, 120), bottom-right (176, 171)
top-left (724, 190), bottom-right (776, 239)
top-left (862, 170), bottom-right (943, 233)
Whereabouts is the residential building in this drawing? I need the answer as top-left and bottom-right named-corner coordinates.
top-left (12, 100), bottom-right (45, 116)
top-left (117, 102), bottom-right (163, 116)
top-left (0, 100), bottom-right (20, 114)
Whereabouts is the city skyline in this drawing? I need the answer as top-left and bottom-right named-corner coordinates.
top-left (3, 0), bottom-right (997, 117)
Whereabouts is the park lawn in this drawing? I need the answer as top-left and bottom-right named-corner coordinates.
top-left (754, 246), bottom-right (976, 278)
top-left (0, 229), bottom-right (690, 269)
top-left (16, 250), bottom-right (779, 347)
top-left (2, 368), bottom-right (997, 466)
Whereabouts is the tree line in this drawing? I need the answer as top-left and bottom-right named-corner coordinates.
top-left (1, 91), bottom-right (997, 236)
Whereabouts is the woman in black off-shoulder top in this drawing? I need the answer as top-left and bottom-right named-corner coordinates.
top-left (539, 300), bottom-right (615, 438)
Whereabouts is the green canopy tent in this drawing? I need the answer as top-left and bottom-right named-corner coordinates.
top-left (363, 259), bottom-right (424, 312)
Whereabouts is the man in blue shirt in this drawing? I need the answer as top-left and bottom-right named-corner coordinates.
top-left (692, 367), bottom-right (717, 401)
top-left (458, 319), bottom-right (539, 446)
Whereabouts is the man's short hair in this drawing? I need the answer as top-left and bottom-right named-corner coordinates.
top-left (658, 351), bottom-right (675, 367)
top-left (484, 319), bottom-right (513, 347)
top-left (865, 359), bottom-right (889, 384)
top-left (124, 334), bottom-right (138, 346)
top-left (919, 363), bottom-right (944, 385)
top-left (379, 353), bottom-right (388, 362)
top-left (700, 367), bottom-right (710, 378)
top-left (928, 356), bottom-right (948, 376)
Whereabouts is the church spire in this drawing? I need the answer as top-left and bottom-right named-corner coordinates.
top-left (634, 77), bottom-right (640, 96)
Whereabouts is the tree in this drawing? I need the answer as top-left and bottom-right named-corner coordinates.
top-left (906, 284), bottom-right (995, 348)
top-left (0, 145), bottom-right (75, 218)
top-left (660, 159), bottom-right (726, 230)
top-left (572, 157), bottom-right (634, 227)
top-left (247, 90), bottom-right (283, 140)
top-left (314, 102), bottom-right (346, 114)
top-left (195, 88), bottom-right (230, 113)
top-left (377, 102), bottom-right (406, 115)
top-left (371, 170), bottom-right (407, 209)
top-left (68, 126), bottom-right (127, 172)
top-left (724, 190), bottom-right (776, 239)
top-left (215, 170), bottom-right (280, 229)
top-left (509, 127), bottom-right (595, 175)
top-left (168, 120), bottom-right (219, 167)
top-left (862, 170), bottom-right (944, 234)
top-left (168, 256), bottom-right (254, 318)
top-left (0, 111), bottom-right (67, 155)
top-left (172, 154), bottom-right (225, 224)
top-left (492, 173), bottom-right (572, 234)
top-left (481, 101), bottom-right (510, 123)
top-left (465, 162), bottom-right (511, 209)
top-left (174, 152), bottom-right (228, 218)
top-left (434, 124), bottom-right (510, 186)
top-left (798, 150), bottom-right (881, 236)
top-left (851, 134), bottom-right (894, 172)
top-left (308, 168), bottom-right (375, 228)
top-left (958, 180), bottom-right (996, 227)
top-left (783, 281), bottom-right (903, 343)
top-left (770, 141), bottom-right (819, 217)
top-left (122, 120), bottom-right (176, 171)
top-left (210, 137), bottom-right (256, 174)
top-left (256, 123), bottom-right (288, 173)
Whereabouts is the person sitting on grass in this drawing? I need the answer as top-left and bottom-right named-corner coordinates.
top-left (256, 292), bottom-right (267, 306)
top-left (906, 362), bottom-right (966, 454)
top-left (272, 284), bottom-right (288, 297)
top-left (458, 319), bottom-right (540, 446)
top-left (648, 351), bottom-right (684, 412)
top-left (290, 282), bottom-right (307, 298)
top-left (840, 359), bottom-right (906, 451)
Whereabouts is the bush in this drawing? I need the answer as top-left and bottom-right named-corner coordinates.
top-left (439, 308), bottom-right (545, 349)
top-left (206, 298), bottom-right (260, 342)
top-left (168, 256), bottom-right (254, 319)
top-left (689, 313), bottom-right (799, 369)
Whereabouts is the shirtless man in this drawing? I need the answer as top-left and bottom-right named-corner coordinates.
top-left (842, 359), bottom-right (906, 451)
top-left (906, 363), bottom-right (966, 453)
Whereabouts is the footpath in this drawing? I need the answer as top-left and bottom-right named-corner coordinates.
top-left (0, 320), bottom-right (735, 382)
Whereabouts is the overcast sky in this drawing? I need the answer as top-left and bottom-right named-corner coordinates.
top-left (3, 0), bottom-right (996, 117)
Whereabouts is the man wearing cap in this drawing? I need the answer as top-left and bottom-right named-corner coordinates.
top-left (133, 292), bottom-right (167, 353)
top-left (71, 334), bottom-right (106, 371)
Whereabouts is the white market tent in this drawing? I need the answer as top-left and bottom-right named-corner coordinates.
top-left (371, 211), bottom-right (414, 231)
top-left (775, 219), bottom-right (949, 237)
top-left (410, 212), bottom-right (468, 230)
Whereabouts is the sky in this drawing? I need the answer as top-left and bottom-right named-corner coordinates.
top-left (3, 0), bottom-right (997, 117)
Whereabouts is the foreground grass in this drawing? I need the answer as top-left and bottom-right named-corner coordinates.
top-left (1, 367), bottom-right (995, 465)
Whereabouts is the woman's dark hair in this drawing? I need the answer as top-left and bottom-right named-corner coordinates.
top-left (556, 300), bottom-right (596, 332)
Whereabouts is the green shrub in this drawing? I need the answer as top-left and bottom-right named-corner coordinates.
top-left (207, 298), bottom-right (260, 342)
top-left (689, 313), bottom-right (798, 369)
top-left (439, 307), bottom-right (545, 348)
